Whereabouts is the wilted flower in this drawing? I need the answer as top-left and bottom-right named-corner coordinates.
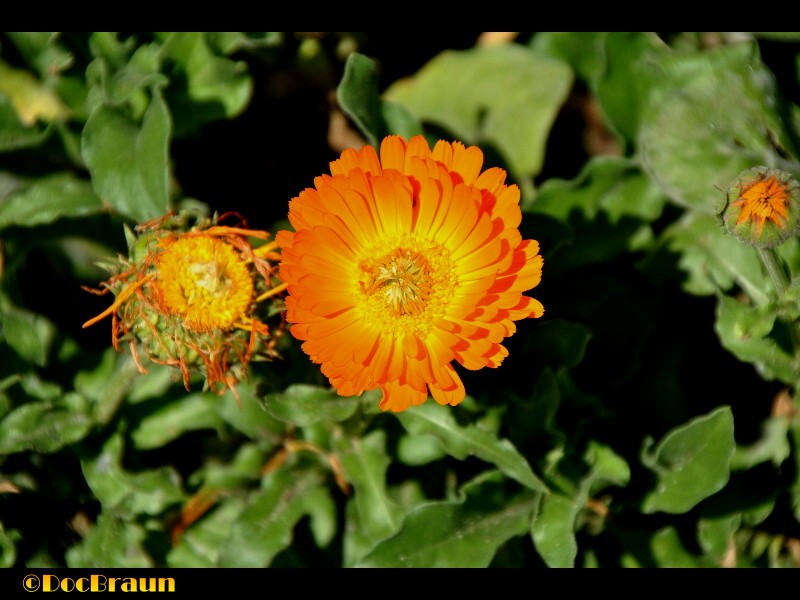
top-left (277, 135), bottom-right (544, 412)
top-left (83, 212), bottom-right (286, 399)
top-left (719, 166), bottom-right (800, 248)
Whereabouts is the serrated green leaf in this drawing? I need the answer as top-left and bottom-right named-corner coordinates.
top-left (396, 401), bottom-right (546, 492)
top-left (646, 212), bottom-right (771, 302)
top-left (160, 32), bottom-right (252, 136)
top-left (0, 172), bottom-right (103, 230)
top-left (167, 497), bottom-right (248, 567)
top-left (642, 406), bottom-right (735, 514)
top-left (216, 466), bottom-right (330, 567)
top-left (130, 393), bottom-right (223, 450)
top-left (336, 430), bottom-right (401, 551)
top-left (730, 417), bottom-right (791, 470)
top-left (263, 384), bottom-right (358, 427)
top-left (0, 394), bottom-right (92, 455)
top-left (715, 294), bottom-right (799, 384)
top-left (639, 42), bottom-right (795, 213)
top-left (385, 44), bottom-right (572, 193)
top-left (532, 442), bottom-right (629, 567)
top-left (356, 475), bottom-right (536, 568)
top-left (82, 90), bottom-right (172, 222)
top-left (81, 433), bottom-right (184, 515)
top-left (65, 512), bottom-right (152, 568)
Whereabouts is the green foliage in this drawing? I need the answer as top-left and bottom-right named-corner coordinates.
top-left (1, 31), bottom-right (800, 570)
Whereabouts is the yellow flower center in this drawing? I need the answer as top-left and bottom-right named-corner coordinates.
top-left (357, 235), bottom-right (457, 337)
top-left (152, 235), bottom-right (253, 332)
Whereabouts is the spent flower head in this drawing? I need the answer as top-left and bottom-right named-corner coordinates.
top-left (277, 135), bottom-right (544, 412)
top-left (83, 211), bottom-right (287, 399)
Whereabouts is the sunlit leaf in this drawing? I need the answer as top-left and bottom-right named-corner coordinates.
top-left (0, 394), bottom-right (91, 455)
top-left (385, 44), bottom-right (572, 198)
top-left (396, 401), bottom-right (546, 492)
top-left (641, 406), bottom-right (735, 514)
top-left (531, 442), bottom-right (629, 567)
top-left (0, 294), bottom-right (56, 367)
top-left (336, 430), bottom-right (401, 552)
top-left (357, 472), bottom-right (537, 568)
top-left (730, 417), bottom-right (792, 470)
top-left (81, 433), bottom-right (184, 515)
top-left (216, 466), bottom-right (331, 567)
top-left (697, 512), bottom-right (741, 564)
top-left (0, 172), bottom-right (103, 230)
top-left (167, 497), bottom-right (248, 568)
top-left (715, 294), bottom-right (799, 384)
top-left (130, 393), bottom-right (223, 450)
top-left (639, 42), bottom-right (795, 213)
top-left (82, 88), bottom-right (172, 222)
top-left (263, 384), bottom-right (359, 427)
top-left (0, 60), bottom-right (70, 126)
top-left (65, 512), bottom-right (152, 568)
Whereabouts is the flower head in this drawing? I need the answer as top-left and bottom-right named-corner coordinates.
top-left (83, 211), bottom-right (287, 399)
top-left (719, 166), bottom-right (800, 248)
top-left (277, 135), bottom-right (544, 412)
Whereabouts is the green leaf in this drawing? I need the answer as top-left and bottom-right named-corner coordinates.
top-left (650, 526), bottom-right (701, 567)
top-left (385, 44), bottom-right (572, 194)
top-left (4, 32), bottom-right (74, 78)
top-left (396, 401), bottom-right (547, 492)
top-left (697, 512), bottom-right (741, 563)
top-left (0, 60), bottom-right (70, 127)
top-left (0, 394), bottom-right (92, 455)
top-left (81, 433), bottom-right (184, 515)
top-left (397, 432), bottom-right (447, 466)
top-left (0, 294), bottom-right (57, 366)
top-left (263, 384), bottom-right (359, 427)
top-left (531, 442), bottom-right (629, 567)
top-left (645, 212), bottom-right (771, 302)
top-left (0, 95), bottom-right (51, 151)
top-left (730, 417), bottom-right (791, 470)
top-left (65, 512), bottom-right (152, 568)
top-left (356, 473), bottom-right (537, 568)
top-left (529, 32), bottom-right (605, 85)
top-left (337, 53), bottom-right (382, 147)
top-left (130, 393), bottom-right (223, 450)
top-left (217, 383), bottom-right (286, 441)
top-left (160, 32), bottom-right (252, 136)
top-left (167, 497), bottom-right (248, 567)
top-left (216, 466), bottom-right (330, 567)
top-left (715, 294), bottom-right (799, 384)
top-left (0, 172), bottom-right (103, 230)
top-left (82, 89), bottom-right (172, 222)
top-left (639, 42), bottom-right (795, 213)
top-left (0, 523), bottom-right (19, 568)
top-left (336, 430), bottom-right (402, 551)
top-left (530, 157), bottom-right (666, 267)
top-left (520, 319), bottom-right (592, 373)
top-left (641, 406), bottom-right (735, 514)
top-left (74, 351), bottom-right (140, 426)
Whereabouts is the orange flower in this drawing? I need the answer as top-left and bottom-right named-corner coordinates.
top-left (82, 212), bottom-right (287, 400)
top-left (719, 166), bottom-right (800, 248)
top-left (277, 135), bottom-right (544, 412)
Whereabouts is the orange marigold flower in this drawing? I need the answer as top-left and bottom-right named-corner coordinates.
top-left (719, 166), bottom-right (800, 248)
top-left (82, 211), bottom-right (287, 400)
top-left (277, 135), bottom-right (544, 412)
